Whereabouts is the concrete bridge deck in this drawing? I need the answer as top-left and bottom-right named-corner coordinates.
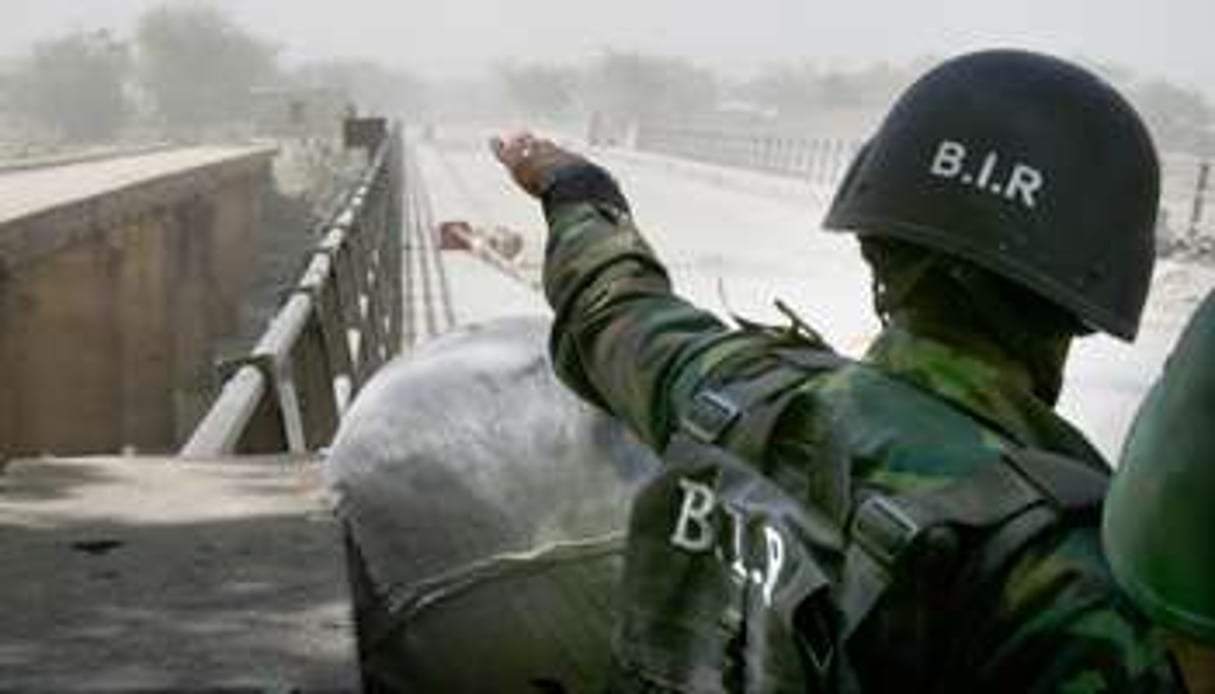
top-left (0, 454), bottom-right (357, 690)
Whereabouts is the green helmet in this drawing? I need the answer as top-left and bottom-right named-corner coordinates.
top-left (1102, 289), bottom-right (1215, 644)
top-left (824, 50), bottom-right (1159, 341)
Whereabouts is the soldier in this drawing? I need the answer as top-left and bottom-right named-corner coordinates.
top-left (494, 50), bottom-right (1188, 690)
top-left (1104, 289), bottom-right (1215, 693)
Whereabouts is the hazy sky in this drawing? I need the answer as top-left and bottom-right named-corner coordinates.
top-left (3, 0), bottom-right (1213, 94)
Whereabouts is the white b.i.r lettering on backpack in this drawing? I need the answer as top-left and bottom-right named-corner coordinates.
top-left (929, 139), bottom-right (1044, 210)
top-left (671, 478), bottom-right (716, 552)
top-left (669, 477), bottom-right (787, 606)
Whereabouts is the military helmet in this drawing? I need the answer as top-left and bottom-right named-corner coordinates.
top-left (1102, 290), bottom-right (1215, 644)
top-left (823, 50), bottom-right (1159, 341)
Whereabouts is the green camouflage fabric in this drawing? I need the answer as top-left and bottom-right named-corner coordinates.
top-left (542, 200), bottom-right (1183, 692)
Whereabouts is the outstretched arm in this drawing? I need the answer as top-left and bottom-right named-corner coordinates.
top-left (492, 133), bottom-right (765, 449)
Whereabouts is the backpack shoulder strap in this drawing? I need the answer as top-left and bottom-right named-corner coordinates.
top-left (680, 346), bottom-right (850, 461)
top-left (839, 447), bottom-right (1109, 636)
top-left (677, 341), bottom-right (1111, 667)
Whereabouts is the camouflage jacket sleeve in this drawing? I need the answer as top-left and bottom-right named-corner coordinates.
top-left (542, 199), bottom-right (718, 449)
top-left (539, 164), bottom-right (782, 450)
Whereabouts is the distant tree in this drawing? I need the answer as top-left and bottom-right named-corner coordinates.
top-left (738, 63), bottom-right (820, 118)
top-left (5, 30), bottom-right (130, 143)
top-left (135, 5), bottom-right (279, 134)
top-left (583, 51), bottom-right (718, 122)
top-left (741, 61), bottom-right (913, 119)
top-left (292, 59), bottom-right (427, 118)
top-left (1130, 79), bottom-right (1213, 154)
top-left (497, 61), bottom-right (577, 118)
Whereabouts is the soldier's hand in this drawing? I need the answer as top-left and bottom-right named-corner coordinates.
top-left (490, 132), bottom-right (588, 199)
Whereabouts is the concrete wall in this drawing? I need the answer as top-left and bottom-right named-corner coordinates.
top-left (0, 149), bottom-right (275, 457)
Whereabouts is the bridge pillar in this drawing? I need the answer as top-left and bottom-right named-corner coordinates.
top-left (0, 148), bottom-right (275, 458)
top-left (2, 237), bottom-right (123, 453)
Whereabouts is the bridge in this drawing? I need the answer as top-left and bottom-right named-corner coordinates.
top-left (1, 118), bottom-right (1212, 689)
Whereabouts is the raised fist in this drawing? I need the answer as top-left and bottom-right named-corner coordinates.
top-left (490, 132), bottom-right (589, 199)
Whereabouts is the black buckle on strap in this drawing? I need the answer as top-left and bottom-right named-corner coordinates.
top-left (852, 495), bottom-right (921, 569)
top-left (681, 390), bottom-right (741, 444)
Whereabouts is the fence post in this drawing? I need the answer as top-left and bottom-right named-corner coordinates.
top-left (289, 310), bottom-right (341, 450)
top-left (1190, 160), bottom-right (1210, 240)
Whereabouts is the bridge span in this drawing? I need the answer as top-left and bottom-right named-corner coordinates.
top-left (2, 123), bottom-right (1213, 689)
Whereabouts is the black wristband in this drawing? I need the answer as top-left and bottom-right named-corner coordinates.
top-left (540, 162), bottom-right (631, 217)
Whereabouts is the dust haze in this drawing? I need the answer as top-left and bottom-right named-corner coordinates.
top-left (0, 0), bottom-right (1212, 153)
top-left (2, 1), bottom-right (1212, 83)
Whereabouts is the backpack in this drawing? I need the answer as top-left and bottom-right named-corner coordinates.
top-left (608, 344), bottom-right (1111, 693)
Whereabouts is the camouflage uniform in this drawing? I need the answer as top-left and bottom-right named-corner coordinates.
top-left (539, 170), bottom-right (1183, 691)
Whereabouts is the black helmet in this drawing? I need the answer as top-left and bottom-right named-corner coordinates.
top-left (824, 50), bottom-right (1159, 340)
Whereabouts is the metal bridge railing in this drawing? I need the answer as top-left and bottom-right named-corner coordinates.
top-left (639, 125), bottom-right (1214, 249)
top-left (636, 124), bottom-right (864, 187)
top-left (182, 129), bottom-right (404, 458)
